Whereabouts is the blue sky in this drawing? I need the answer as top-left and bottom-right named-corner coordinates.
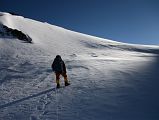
top-left (1, 0), bottom-right (159, 45)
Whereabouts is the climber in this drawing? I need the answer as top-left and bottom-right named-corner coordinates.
top-left (52, 55), bottom-right (70, 88)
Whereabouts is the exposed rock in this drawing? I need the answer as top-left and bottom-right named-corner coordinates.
top-left (0, 24), bottom-right (32, 43)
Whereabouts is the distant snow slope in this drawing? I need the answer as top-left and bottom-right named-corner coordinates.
top-left (0, 12), bottom-right (159, 120)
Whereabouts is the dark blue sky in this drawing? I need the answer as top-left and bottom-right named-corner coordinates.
top-left (1, 0), bottom-right (159, 45)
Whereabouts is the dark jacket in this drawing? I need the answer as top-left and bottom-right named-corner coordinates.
top-left (52, 56), bottom-right (66, 73)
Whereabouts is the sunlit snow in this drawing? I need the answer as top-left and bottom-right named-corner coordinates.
top-left (0, 12), bottom-right (159, 120)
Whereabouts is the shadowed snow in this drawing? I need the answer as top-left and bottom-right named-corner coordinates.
top-left (0, 12), bottom-right (159, 120)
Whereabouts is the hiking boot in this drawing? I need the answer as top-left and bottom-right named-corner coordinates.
top-left (56, 84), bottom-right (60, 88)
top-left (65, 82), bottom-right (70, 86)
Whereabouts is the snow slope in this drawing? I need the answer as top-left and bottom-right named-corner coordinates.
top-left (0, 12), bottom-right (159, 120)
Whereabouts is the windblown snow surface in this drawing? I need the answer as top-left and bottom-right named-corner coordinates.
top-left (0, 12), bottom-right (159, 120)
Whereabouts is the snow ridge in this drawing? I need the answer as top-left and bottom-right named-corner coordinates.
top-left (0, 12), bottom-right (159, 120)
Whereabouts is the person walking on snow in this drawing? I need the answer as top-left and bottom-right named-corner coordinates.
top-left (52, 55), bottom-right (70, 88)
